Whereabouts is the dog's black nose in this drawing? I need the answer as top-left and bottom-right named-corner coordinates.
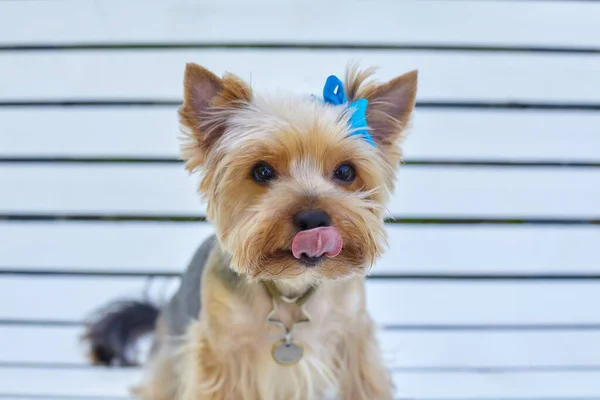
top-left (294, 210), bottom-right (331, 231)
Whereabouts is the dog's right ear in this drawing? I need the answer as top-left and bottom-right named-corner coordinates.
top-left (179, 63), bottom-right (252, 171)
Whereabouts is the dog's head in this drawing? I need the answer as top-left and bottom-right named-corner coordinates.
top-left (179, 63), bottom-right (417, 286)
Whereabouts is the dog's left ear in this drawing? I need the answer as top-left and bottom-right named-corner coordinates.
top-left (364, 70), bottom-right (418, 162)
top-left (179, 63), bottom-right (252, 171)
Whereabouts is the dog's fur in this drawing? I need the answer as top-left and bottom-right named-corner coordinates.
top-left (84, 63), bottom-right (417, 400)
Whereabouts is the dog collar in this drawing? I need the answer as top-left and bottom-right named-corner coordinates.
top-left (263, 280), bottom-right (316, 306)
top-left (262, 280), bottom-right (316, 366)
top-left (322, 75), bottom-right (376, 147)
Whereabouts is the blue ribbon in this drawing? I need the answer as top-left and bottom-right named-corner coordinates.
top-left (322, 75), bottom-right (375, 147)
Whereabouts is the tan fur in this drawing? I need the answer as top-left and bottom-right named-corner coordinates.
top-left (133, 62), bottom-right (417, 399)
top-left (131, 317), bottom-right (180, 400)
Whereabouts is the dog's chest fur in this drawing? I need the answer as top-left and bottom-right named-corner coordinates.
top-left (178, 242), bottom-right (366, 399)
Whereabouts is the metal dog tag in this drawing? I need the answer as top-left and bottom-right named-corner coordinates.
top-left (272, 339), bottom-right (303, 366)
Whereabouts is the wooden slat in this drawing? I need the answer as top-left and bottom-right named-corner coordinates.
top-left (2, 164), bottom-right (599, 217)
top-left (0, 109), bottom-right (180, 158)
top-left (404, 110), bottom-right (600, 163)
top-left (1, 222), bottom-right (599, 274)
top-left (0, 326), bottom-right (87, 365)
top-left (391, 371), bottom-right (600, 399)
top-left (2, 50), bottom-right (599, 102)
top-left (2, 109), bottom-right (599, 162)
top-left (1, 277), bottom-right (598, 325)
top-left (0, 1), bottom-right (598, 48)
top-left (0, 397), bottom-right (131, 400)
top-left (3, 326), bottom-right (600, 369)
top-left (0, 367), bottom-right (139, 398)
top-left (1, 367), bottom-right (599, 399)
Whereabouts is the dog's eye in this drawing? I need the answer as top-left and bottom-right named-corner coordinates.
top-left (333, 163), bottom-right (356, 183)
top-left (251, 162), bottom-right (277, 183)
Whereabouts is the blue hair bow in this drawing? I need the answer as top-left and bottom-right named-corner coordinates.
top-left (322, 75), bottom-right (375, 147)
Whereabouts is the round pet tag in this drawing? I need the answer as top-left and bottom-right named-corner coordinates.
top-left (272, 339), bottom-right (303, 366)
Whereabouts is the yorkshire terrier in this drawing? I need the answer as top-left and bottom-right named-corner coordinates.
top-left (84, 62), bottom-right (418, 400)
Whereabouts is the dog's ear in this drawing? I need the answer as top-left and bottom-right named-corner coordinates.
top-left (180, 63), bottom-right (224, 129)
top-left (179, 63), bottom-right (252, 171)
top-left (366, 70), bottom-right (418, 146)
top-left (364, 70), bottom-right (418, 166)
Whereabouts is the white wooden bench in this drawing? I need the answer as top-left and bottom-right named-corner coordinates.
top-left (1, 0), bottom-right (599, 398)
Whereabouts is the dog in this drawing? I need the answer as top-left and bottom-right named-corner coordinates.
top-left (84, 62), bottom-right (418, 400)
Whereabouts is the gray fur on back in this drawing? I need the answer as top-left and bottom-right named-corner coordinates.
top-left (162, 235), bottom-right (217, 336)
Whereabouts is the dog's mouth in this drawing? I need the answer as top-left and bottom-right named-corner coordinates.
top-left (296, 253), bottom-right (326, 267)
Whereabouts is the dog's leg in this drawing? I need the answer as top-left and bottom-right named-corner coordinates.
top-left (177, 321), bottom-right (260, 400)
top-left (337, 315), bottom-right (395, 400)
top-left (130, 318), bottom-right (179, 400)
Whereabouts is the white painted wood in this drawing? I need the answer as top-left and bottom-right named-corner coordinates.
top-left (1, 1), bottom-right (598, 47)
top-left (2, 222), bottom-right (599, 274)
top-left (3, 109), bottom-right (600, 162)
top-left (1, 277), bottom-right (598, 325)
top-left (1, 326), bottom-right (89, 365)
top-left (0, 109), bottom-right (182, 158)
top-left (2, 164), bottom-right (599, 217)
top-left (4, 326), bottom-right (600, 369)
top-left (405, 110), bottom-right (600, 162)
top-left (0, 276), bottom-right (180, 322)
top-left (1, 1), bottom-right (598, 399)
top-left (1, 366), bottom-right (599, 398)
top-left (0, 367), bottom-right (140, 398)
top-left (370, 282), bottom-right (600, 326)
top-left (2, 50), bottom-right (599, 102)
top-left (0, 397), bottom-right (131, 400)
top-left (391, 371), bottom-right (600, 398)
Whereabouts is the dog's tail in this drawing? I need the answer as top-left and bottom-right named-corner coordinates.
top-left (82, 300), bottom-right (159, 366)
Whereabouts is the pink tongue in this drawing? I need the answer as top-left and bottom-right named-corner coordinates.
top-left (291, 226), bottom-right (343, 259)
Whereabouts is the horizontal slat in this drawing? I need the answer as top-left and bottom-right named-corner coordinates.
top-left (0, 108), bottom-right (179, 158)
top-left (0, 1), bottom-right (598, 48)
top-left (391, 371), bottom-right (600, 398)
top-left (1, 222), bottom-right (599, 274)
top-left (0, 367), bottom-right (139, 398)
top-left (2, 109), bottom-right (599, 162)
top-left (1, 366), bottom-right (599, 399)
top-left (1, 164), bottom-right (598, 217)
top-left (404, 110), bottom-right (600, 163)
top-left (3, 326), bottom-right (600, 369)
top-left (0, 397), bottom-right (130, 400)
top-left (2, 51), bottom-right (599, 103)
top-left (0, 276), bottom-right (180, 323)
top-left (1, 277), bottom-right (598, 325)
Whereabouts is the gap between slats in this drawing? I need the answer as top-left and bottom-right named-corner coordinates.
top-left (2, 215), bottom-right (599, 225)
top-left (2, 42), bottom-right (600, 54)
top-left (2, 158), bottom-right (600, 168)
top-left (1, 100), bottom-right (599, 110)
